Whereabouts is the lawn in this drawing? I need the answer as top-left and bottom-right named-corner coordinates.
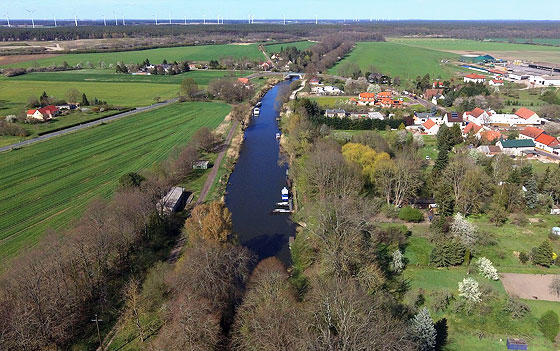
top-left (309, 96), bottom-right (352, 108)
top-left (0, 79), bottom-right (179, 115)
top-left (0, 101), bottom-right (230, 263)
top-left (388, 37), bottom-right (560, 65)
top-left (329, 42), bottom-right (467, 80)
top-left (6, 69), bottom-right (252, 86)
top-left (264, 41), bottom-right (315, 53)
top-left (1, 44), bottom-right (264, 68)
top-left (491, 38), bottom-right (560, 47)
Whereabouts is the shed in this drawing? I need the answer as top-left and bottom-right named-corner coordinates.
top-left (193, 160), bottom-right (210, 170)
top-left (158, 187), bottom-right (188, 214)
top-left (551, 206), bottom-right (560, 215)
top-left (506, 338), bottom-right (527, 350)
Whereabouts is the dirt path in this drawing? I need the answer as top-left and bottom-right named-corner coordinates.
top-left (196, 120), bottom-right (239, 205)
top-left (501, 273), bottom-right (560, 302)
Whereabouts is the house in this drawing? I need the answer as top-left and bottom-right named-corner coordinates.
top-left (462, 122), bottom-right (483, 138)
top-left (358, 92), bottom-right (376, 104)
top-left (480, 130), bottom-right (502, 143)
top-left (424, 88), bottom-right (444, 102)
top-left (477, 145), bottom-right (502, 156)
top-left (432, 81), bottom-right (445, 88)
top-left (323, 86), bottom-right (343, 95)
top-left (377, 91), bottom-right (392, 99)
top-left (188, 63), bottom-right (198, 70)
top-left (309, 77), bottom-right (321, 85)
top-left (464, 108), bottom-right (490, 125)
top-left (534, 133), bottom-right (560, 154)
top-left (26, 105), bottom-right (59, 121)
top-left (193, 160), bottom-right (210, 170)
top-left (414, 112), bottom-right (443, 125)
top-left (464, 73), bottom-right (486, 83)
top-left (497, 139), bottom-right (535, 156)
top-left (325, 109), bottom-right (346, 118)
top-left (515, 107), bottom-right (542, 125)
top-left (367, 111), bottom-right (385, 120)
top-left (519, 126), bottom-right (544, 141)
top-left (529, 75), bottom-right (560, 87)
top-left (237, 77), bottom-right (250, 85)
top-left (423, 119), bottom-right (440, 135)
top-left (443, 112), bottom-right (463, 127)
top-left (157, 187), bottom-right (188, 214)
top-left (489, 79), bottom-right (504, 87)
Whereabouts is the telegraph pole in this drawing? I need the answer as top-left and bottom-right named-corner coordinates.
top-left (92, 314), bottom-right (103, 351)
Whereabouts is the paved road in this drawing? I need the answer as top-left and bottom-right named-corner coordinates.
top-left (0, 98), bottom-right (178, 153)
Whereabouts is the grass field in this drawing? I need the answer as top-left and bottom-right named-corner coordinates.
top-left (0, 101), bottom-right (230, 263)
top-left (491, 38), bottom-right (560, 47)
top-left (6, 69), bottom-right (252, 86)
top-left (264, 41), bottom-right (315, 53)
top-left (329, 42), bottom-right (467, 80)
top-left (388, 38), bottom-right (560, 65)
top-left (0, 44), bottom-right (264, 68)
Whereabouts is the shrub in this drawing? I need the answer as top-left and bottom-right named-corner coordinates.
top-left (519, 251), bottom-right (529, 264)
top-left (538, 310), bottom-right (559, 342)
top-left (386, 205), bottom-right (400, 219)
top-left (504, 297), bottom-right (530, 319)
top-left (398, 206), bottom-right (424, 222)
top-left (475, 257), bottom-right (499, 281)
top-left (458, 277), bottom-right (481, 303)
top-left (532, 240), bottom-right (554, 267)
top-left (430, 290), bottom-right (454, 313)
top-left (430, 240), bottom-right (465, 267)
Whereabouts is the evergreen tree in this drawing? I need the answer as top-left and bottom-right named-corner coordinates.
top-left (532, 240), bottom-right (554, 267)
top-left (449, 124), bottom-right (463, 146)
top-left (525, 176), bottom-right (538, 209)
top-left (434, 180), bottom-right (454, 217)
top-left (433, 148), bottom-right (449, 173)
top-left (410, 308), bottom-right (437, 351)
top-left (81, 93), bottom-right (90, 106)
top-left (538, 310), bottom-right (560, 342)
top-left (436, 124), bottom-right (450, 150)
top-left (430, 240), bottom-right (465, 267)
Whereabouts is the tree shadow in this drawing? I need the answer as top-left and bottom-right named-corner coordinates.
top-left (242, 233), bottom-right (287, 261)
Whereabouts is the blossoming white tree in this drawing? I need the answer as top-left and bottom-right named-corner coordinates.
top-left (450, 213), bottom-right (477, 247)
top-left (458, 277), bottom-right (481, 303)
top-left (391, 249), bottom-right (404, 273)
top-left (476, 257), bottom-right (499, 280)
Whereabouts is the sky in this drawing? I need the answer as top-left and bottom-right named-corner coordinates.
top-left (4, 0), bottom-right (560, 21)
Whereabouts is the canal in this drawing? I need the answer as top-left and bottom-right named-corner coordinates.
top-left (225, 80), bottom-right (296, 264)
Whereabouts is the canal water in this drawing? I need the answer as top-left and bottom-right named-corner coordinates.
top-left (225, 80), bottom-right (296, 264)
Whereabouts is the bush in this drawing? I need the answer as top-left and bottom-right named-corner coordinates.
top-left (430, 290), bottom-right (454, 313)
top-left (385, 205), bottom-right (400, 219)
top-left (398, 206), bottom-right (424, 222)
top-left (430, 240), bottom-right (465, 267)
top-left (532, 240), bottom-right (554, 267)
top-left (538, 310), bottom-right (559, 342)
top-left (504, 297), bottom-right (530, 319)
top-left (519, 251), bottom-right (529, 264)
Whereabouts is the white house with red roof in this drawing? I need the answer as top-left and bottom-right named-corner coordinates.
top-left (489, 79), bottom-right (504, 87)
top-left (422, 119), bottom-right (440, 135)
top-left (464, 107), bottom-right (542, 127)
top-left (464, 73), bottom-right (486, 83)
top-left (519, 126), bottom-right (544, 141)
top-left (534, 133), bottom-right (560, 154)
top-left (464, 108), bottom-right (491, 125)
top-left (514, 107), bottom-right (542, 125)
top-left (462, 122), bottom-right (484, 138)
top-left (26, 105), bottom-right (59, 121)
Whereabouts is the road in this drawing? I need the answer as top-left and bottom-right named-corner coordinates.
top-left (0, 98), bottom-right (178, 153)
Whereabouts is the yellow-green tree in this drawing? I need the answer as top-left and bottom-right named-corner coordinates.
top-left (184, 201), bottom-right (232, 244)
top-left (342, 143), bottom-right (390, 182)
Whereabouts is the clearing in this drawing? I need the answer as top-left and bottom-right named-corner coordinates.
top-left (501, 273), bottom-right (560, 302)
top-left (0, 101), bottom-right (230, 263)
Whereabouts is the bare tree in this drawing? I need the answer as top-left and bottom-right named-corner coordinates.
top-left (549, 277), bottom-right (560, 298)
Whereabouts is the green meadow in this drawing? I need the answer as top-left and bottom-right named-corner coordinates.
top-left (264, 40), bottom-right (315, 53)
top-left (0, 101), bottom-right (230, 263)
top-left (330, 42), bottom-right (467, 80)
top-left (1, 43), bottom-right (264, 68)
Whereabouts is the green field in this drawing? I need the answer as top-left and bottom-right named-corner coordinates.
top-left (330, 42), bottom-right (467, 80)
top-left (264, 40), bottom-right (315, 53)
top-left (1, 44), bottom-right (264, 68)
top-left (0, 101), bottom-right (230, 263)
top-left (388, 38), bottom-right (560, 65)
top-left (491, 38), bottom-right (560, 47)
top-left (6, 69), bottom-right (252, 85)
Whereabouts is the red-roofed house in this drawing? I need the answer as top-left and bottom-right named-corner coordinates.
top-left (535, 133), bottom-right (560, 154)
top-left (464, 73), bottom-right (486, 83)
top-left (309, 77), bottom-right (321, 85)
top-left (464, 108), bottom-right (490, 125)
top-left (489, 79), bottom-right (504, 87)
top-left (515, 108), bottom-right (542, 125)
top-left (26, 105), bottom-right (59, 121)
top-left (237, 77), bottom-right (250, 85)
top-left (433, 81), bottom-right (445, 88)
top-left (462, 122), bottom-right (483, 138)
top-left (424, 88), bottom-right (445, 103)
top-left (480, 130), bottom-right (502, 143)
top-left (519, 126), bottom-right (544, 141)
top-left (358, 92), bottom-right (376, 105)
top-left (423, 119), bottom-right (439, 135)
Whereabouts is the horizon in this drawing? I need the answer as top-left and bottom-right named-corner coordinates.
top-left (3, 0), bottom-right (560, 21)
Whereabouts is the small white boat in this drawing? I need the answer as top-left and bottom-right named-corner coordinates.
top-left (253, 108), bottom-right (260, 116)
top-left (272, 208), bottom-right (292, 214)
top-left (256, 101), bottom-right (262, 107)
top-left (276, 201), bottom-right (289, 206)
top-left (276, 132), bottom-right (281, 139)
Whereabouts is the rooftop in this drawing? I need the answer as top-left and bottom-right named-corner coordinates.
top-left (500, 139), bottom-right (535, 148)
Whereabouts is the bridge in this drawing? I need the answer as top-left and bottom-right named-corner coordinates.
top-left (284, 72), bottom-right (304, 79)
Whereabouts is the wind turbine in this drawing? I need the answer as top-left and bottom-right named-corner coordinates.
top-left (122, 14), bottom-right (125, 25)
top-left (184, 16), bottom-right (186, 25)
top-left (168, 13), bottom-right (171, 24)
top-left (248, 14), bottom-right (250, 24)
top-left (54, 15), bottom-right (57, 27)
top-left (203, 15), bottom-right (206, 24)
top-left (315, 16), bottom-right (318, 25)
top-left (103, 15), bottom-right (106, 26)
top-left (283, 15), bottom-right (286, 25)
top-left (25, 9), bottom-right (35, 29)
top-left (74, 14), bottom-right (78, 27)
top-left (5, 13), bottom-right (10, 28)
top-left (154, 14), bottom-right (158, 25)
top-left (114, 11), bottom-right (118, 25)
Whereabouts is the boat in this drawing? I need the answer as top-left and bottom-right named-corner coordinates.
top-left (276, 201), bottom-right (289, 206)
top-left (253, 107), bottom-right (260, 116)
top-left (256, 101), bottom-right (262, 107)
top-left (272, 208), bottom-right (292, 214)
top-left (276, 132), bottom-right (281, 139)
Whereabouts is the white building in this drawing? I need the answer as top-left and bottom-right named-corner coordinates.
top-left (529, 75), bottom-right (560, 87)
top-left (464, 73), bottom-right (486, 83)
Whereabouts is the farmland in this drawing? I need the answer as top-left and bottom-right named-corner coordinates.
top-left (388, 37), bottom-right (560, 65)
top-left (0, 101), bottom-right (230, 263)
top-left (264, 40), bottom-right (315, 53)
top-left (329, 41), bottom-right (467, 80)
top-left (0, 43), bottom-right (264, 68)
